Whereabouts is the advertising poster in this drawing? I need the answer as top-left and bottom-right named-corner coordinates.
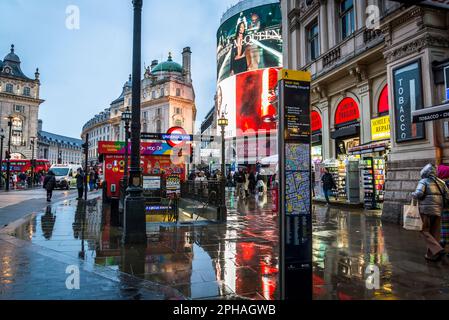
top-left (445, 66), bottom-right (449, 101)
top-left (217, 3), bottom-right (282, 83)
top-left (393, 60), bottom-right (425, 142)
top-left (216, 75), bottom-right (236, 139)
top-left (166, 175), bottom-right (181, 196)
top-left (143, 176), bottom-right (161, 191)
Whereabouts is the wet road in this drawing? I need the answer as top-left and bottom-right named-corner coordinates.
top-left (5, 190), bottom-right (449, 300)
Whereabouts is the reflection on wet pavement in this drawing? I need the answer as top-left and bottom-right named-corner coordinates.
top-left (13, 192), bottom-right (449, 300)
top-left (313, 206), bottom-right (449, 300)
top-left (14, 192), bottom-right (279, 300)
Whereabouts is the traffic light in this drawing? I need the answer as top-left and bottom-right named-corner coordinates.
top-left (82, 142), bottom-right (89, 155)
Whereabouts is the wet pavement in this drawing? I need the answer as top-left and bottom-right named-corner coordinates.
top-left (2, 188), bottom-right (449, 300)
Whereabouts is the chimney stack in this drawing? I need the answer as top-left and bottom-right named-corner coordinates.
top-left (182, 47), bottom-right (192, 84)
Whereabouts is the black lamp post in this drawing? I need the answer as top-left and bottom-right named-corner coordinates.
top-left (121, 107), bottom-right (132, 187)
top-left (30, 136), bottom-right (36, 187)
top-left (124, 0), bottom-right (146, 244)
top-left (218, 112), bottom-right (228, 222)
top-left (5, 116), bottom-right (13, 191)
top-left (0, 129), bottom-right (4, 188)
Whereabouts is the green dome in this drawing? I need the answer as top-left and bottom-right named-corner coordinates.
top-left (151, 53), bottom-right (183, 74)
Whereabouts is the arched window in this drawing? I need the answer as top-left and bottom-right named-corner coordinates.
top-left (5, 83), bottom-right (13, 93)
top-left (11, 118), bottom-right (23, 146)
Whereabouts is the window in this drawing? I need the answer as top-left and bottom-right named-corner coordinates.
top-left (157, 108), bottom-right (161, 116)
top-left (11, 118), bottom-right (23, 146)
top-left (307, 22), bottom-right (319, 61)
top-left (160, 88), bottom-right (165, 97)
top-left (175, 107), bottom-right (182, 115)
top-left (176, 88), bottom-right (181, 96)
top-left (14, 105), bottom-right (25, 113)
top-left (23, 87), bottom-right (31, 96)
top-left (340, 0), bottom-right (355, 40)
top-left (156, 120), bottom-right (162, 133)
top-left (5, 83), bottom-right (13, 93)
top-left (152, 91), bottom-right (156, 99)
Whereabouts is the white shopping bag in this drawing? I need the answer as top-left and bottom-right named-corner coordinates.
top-left (403, 200), bottom-right (423, 231)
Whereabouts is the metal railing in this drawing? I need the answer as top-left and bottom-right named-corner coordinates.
top-left (181, 180), bottom-right (221, 207)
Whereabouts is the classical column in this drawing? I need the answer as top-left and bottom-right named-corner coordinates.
top-left (327, 0), bottom-right (337, 48)
top-left (356, 0), bottom-right (367, 31)
top-left (319, 100), bottom-right (331, 160)
top-left (319, 0), bottom-right (328, 54)
top-left (358, 81), bottom-right (371, 145)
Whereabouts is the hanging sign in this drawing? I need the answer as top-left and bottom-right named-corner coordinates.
top-left (393, 60), bottom-right (425, 142)
top-left (445, 66), bottom-right (449, 101)
top-left (278, 69), bottom-right (312, 300)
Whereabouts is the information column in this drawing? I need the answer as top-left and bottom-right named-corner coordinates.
top-left (278, 69), bottom-right (312, 300)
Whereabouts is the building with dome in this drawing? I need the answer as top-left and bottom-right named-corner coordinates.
top-left (0, 44), bottom-right (44, 160)
top-left (81, 47), bottom-right (196, 166)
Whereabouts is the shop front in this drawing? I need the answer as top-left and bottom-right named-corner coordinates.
top-left (348, 85), bottom-right (391, 209)
top-left (326, 97), bottom-right (362, 203)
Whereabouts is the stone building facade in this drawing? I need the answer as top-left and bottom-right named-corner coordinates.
top-left (37, 120), bottom-right (83, 165)
top-left (281, 0), bottom-right (449, 223)
top-left (0, 44), bottom-right (43, 160)
top-left (81, 48), bottom-right (197, 165)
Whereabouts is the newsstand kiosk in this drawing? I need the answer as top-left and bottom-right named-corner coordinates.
top-left (98, 141), bottom-right (185, 224)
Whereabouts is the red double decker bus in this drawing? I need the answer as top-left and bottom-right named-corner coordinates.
top-left (1, 159), bottom-right (51, 174)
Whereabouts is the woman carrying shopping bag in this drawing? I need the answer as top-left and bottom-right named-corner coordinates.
top-left (412, 164), bottom-right (447, 261)
top-left (437, 164), bottom-right (449, 251)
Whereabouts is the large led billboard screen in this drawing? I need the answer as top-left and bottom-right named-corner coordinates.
top-left (217, 3), bottom-right (282, 83)
top-left (217, 67), bottom-right (279, 139)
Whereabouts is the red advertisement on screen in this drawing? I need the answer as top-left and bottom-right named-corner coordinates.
top-left (235, 68), bottom-right (278, 135)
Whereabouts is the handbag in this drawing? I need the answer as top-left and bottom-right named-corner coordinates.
top-left (403, 199), bottom-right (423, 231)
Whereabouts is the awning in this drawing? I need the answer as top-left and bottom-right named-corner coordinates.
top-left (348, 141), bottom-right (390, 155)
top-left (331, 123), bottom-right (360, 139)
top-left (412, 102), bottom-right (449, 123)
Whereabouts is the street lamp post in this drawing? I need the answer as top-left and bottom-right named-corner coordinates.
top-left (30, 137), bottom-right (36, 187)
top-left (0, 129), bottom-right (5, 188)
top-left (124, 0), bottom-right (146, 244)
top-left (5, 116), bottom-right (13, 191)
top-left (121, 107), bottom-right (132, 187)
top-left (218, 112), bottom-right (228, 222)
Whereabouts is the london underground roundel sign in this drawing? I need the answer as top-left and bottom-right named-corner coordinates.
top-left (166, 127), bottom-right (187, 148)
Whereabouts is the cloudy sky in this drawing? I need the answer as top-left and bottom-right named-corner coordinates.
top-left (0, 0), bottom-right (239, 138)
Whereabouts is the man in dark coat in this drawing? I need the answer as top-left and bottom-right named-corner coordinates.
top-left (43, 171), bottom-right (56, 202)
top-left (321, 168), bottom-right (336, 204)
top-left (76, 169), bottom-right (85, 200)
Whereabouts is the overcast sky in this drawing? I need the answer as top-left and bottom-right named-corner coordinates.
top-left (0, 0), bottom-right (239, 138)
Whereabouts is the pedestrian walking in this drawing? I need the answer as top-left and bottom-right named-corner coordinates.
top-left (412, 164), bottom-right (449, 261)
top-left (321, 168), bottom-right (336, 204)
top-left (244, 170), bottom-right (250, 198)
top-left (89, 169), bottom-right (96, 191)
top-left (43, 170), bottom-right (56, 202)
top-left (249, 171), bottom-right (256, 195)
top-left (234, 169), bottom-right (245, 199)
top-left (76, 168), bottom-right (85, 200)
top-left (437, 164), bottom-right (449, 251)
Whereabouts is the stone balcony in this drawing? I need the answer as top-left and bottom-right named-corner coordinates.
top-left (304, 27), bottom-right (385, 80)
